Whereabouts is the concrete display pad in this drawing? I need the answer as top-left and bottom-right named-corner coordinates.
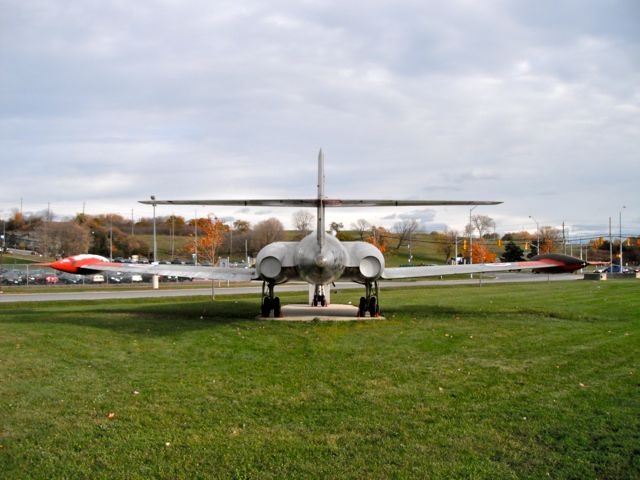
top-left (257, 304), bottom-right (385, 321)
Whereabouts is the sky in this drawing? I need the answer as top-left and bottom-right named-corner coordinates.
top-left (1, 0), bottom-right (639, 239)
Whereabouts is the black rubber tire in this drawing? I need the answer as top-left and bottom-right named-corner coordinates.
top-left (273, 297), bottom-right (281, 318)
top-left (368, 297), bottom-right (377, 317)
top-left (261, 298), bottom-right (271, 317)
top-left (358, 297), bottom-right (366, 317)
top-left (320, 295), bottom-right (326, 307)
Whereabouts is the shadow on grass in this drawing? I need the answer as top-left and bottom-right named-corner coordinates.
top-left (0, 298), bottom-right (265, 336)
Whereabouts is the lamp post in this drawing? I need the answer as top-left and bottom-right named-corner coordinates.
top-left (150, 196), bottom-right (159, 290)
top-left (150, 196), bottom-right (157, 263)
top-left (0, 216), bottom-right (5, 292)
top-left (529, 215), bottom-right (540, 256)
top-left (619, 206), bottom-right (626, 271)
top-left (469, 206), bottom-right (477, 264)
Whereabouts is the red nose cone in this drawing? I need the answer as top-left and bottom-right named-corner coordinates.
top-left (50, 258), bottom-right (77, 273)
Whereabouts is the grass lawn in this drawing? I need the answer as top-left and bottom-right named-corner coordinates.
top-left (0, 282), bottom-right (638, 479)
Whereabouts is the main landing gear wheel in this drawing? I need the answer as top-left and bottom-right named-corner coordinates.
top-left (261, 281), bottom-right (282, 318)
top-left (358, 281), bottom-right (381, 318)
top-left (358, 297), bottom-right (366, 317)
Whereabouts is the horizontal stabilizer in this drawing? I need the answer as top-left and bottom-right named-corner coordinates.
top-left (140, 199), bottom-right (502, 207)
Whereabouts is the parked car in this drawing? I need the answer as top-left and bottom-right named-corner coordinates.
top-left (595, 265), bottom-right (632, 274)
top-left (89, 274), bottom-right (105, 283)
top-left (58, 273), bottom-right (84, 284)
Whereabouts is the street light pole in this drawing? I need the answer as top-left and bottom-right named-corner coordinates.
top-left (529, 215), bottom-right (540, 255)
top-left (109, 215), bottom-right (113, 261)
top-left (619, 206), bottom-right (626, 271)
top-left (151, 196), bottom-right (157, 263)
top-left (469, 206), bottom-right (477, 264)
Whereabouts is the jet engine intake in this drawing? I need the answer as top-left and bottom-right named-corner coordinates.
top-left (256, 242), bottom-right (293, 283)
top-left (359, 256), bottom-right (382, 279)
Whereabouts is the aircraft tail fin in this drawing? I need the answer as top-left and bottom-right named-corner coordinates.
top-left (317, 149), bottom-right (325, 248)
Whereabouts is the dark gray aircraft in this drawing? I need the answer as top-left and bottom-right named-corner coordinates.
top-left (47, 151), bottom-right (586, 317)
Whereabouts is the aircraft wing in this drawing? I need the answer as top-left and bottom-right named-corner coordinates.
top-left (81, 262), bottom-right (257, 282)
top-left (381, 260), bottom-right (562, 279)
top-left (139, 199), bottom-right (502, 207)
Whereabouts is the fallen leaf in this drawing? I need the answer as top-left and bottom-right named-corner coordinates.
top-left (107, 412), bottom-right (116, 419)
top-left (579, 383), bottom-right (588, 388)
top-left (133, 390), bottom-right (140, 395)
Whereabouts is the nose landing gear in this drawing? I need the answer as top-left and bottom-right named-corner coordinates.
top-left (357, 281), bottom-right (380, 318)
top-left (312, 284), bottom-right (328, 307)
top-left (260, 281), bottom-right (282, 318)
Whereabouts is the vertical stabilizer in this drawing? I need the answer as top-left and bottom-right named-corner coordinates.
top-left (317, 149), bottom-right (325, 248)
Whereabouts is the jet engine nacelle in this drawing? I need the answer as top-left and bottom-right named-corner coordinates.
top-left (342, 241), bottom-right (386, 283)
top-left (255, 242), bottom-right (296, 283)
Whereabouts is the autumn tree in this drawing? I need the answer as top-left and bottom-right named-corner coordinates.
top-left (367, 226), bottom-right (388, 253)
top-left (185, 215), bottom-right (229, 265)
top-left (233, 219), bottom-right (251, 234)
top-left (351, 219), bottom-right (371, 240)
top-left (252, 218), bottom-right (284, 252)
top-left (393, 218), bottom-right (419, 250)
top-left (471, 239), bottom-right (496, 263)
top-left (292, 210), bottom-right (314, 238)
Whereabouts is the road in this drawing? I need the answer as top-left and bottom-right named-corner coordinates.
top-left (0, 273), bottom-right (582, 303)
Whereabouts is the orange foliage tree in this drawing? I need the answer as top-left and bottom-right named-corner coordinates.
top-left (367, 226), bottom-right (388, 253)
top-left (186, 215), bottom-right (229, 264)
top-left (471, 240), bottom-right (496, 263)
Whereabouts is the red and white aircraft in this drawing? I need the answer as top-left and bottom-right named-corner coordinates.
top-left (45, 151), bottom-right (586, 317)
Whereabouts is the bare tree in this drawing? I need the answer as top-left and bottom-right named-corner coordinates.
top-left (251, 218), bottom-right (284, 251)
top-left (351, 218), bottom-right (371, 240)
top-left (438, 230), bottom-right (458, 262)
top-left (393, 218), bottom-right (420, 250)
top-left (292, 210), bottom-right (314, 236)
top-left (37, 221), bottom-right (90, 257)
top-left (467, 214), bottom-right (496, 239)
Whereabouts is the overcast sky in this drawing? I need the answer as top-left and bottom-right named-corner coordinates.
top-left (1, 0), bottom-right (639, 238)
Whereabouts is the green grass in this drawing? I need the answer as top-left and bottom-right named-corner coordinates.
top-left (0, 282), bottom-right (638, 479)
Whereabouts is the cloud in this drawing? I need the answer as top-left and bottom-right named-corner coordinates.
top-left (0, 0), bottom-right (638, 234)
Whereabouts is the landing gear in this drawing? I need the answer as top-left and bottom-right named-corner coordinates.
top-left (260, 281), bottom-right (282, 318)
top-left (357, 281), bottom-right (380, 318)
top-left (312, 284), bottom-right (328, 307)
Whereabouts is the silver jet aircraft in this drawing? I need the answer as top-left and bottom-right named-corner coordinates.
top-left (46, 151), bottom-right (586, 317)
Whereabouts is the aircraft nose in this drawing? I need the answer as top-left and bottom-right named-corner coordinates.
top-left (315, 255), bottom-right (327, 267)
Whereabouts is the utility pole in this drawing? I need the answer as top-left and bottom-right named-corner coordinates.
top-left (469, 206), bottom-right (477, 264)
top-left (109, 215), bottom-right (113, 261)
top-left (151, 196), bottom-right (157, 262)
top-left (562, 221), bottom-right (566, 254)
top-left (529, 215), bottom-right (539, 256)
top-left (194, 209), bottom-right (198, 266)
top-left (454, 234), bottom-right (458, 264)
top-left (171, 215), bottom-right (175, 260)
top-left (0, 217), bottom-right (5, 292)
top-left (151, 196), bottom-right (159, 290)
top-left (619, 206), bottom-right (626, 271)
top-left (609, 216), bottom-right (613, 270)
